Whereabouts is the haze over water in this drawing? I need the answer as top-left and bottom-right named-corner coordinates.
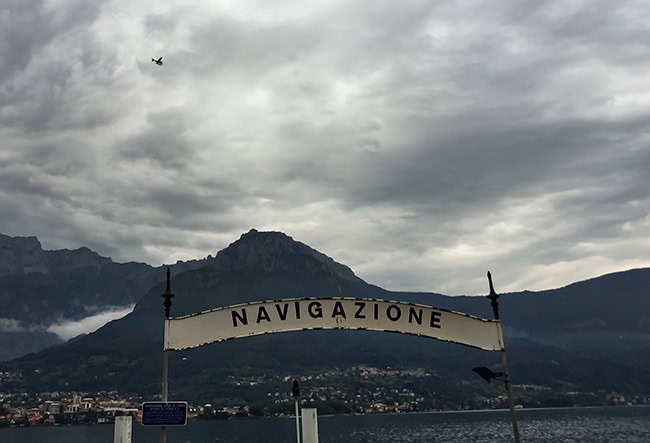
top-left (1, 406), bottom-right (648, 443)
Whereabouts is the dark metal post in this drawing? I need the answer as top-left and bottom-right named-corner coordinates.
top-left (161, 268), bottom-right (175, 443)
top-left (292, 379), bottom-right (302, 443)
top-left (487, 271), bottom-right (521, 443)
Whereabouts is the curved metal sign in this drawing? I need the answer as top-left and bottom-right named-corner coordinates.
top-left (164, 298), bottom-right (503, 352)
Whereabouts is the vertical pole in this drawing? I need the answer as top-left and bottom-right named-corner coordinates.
top-left (292, 379), bottom-right (301, 443)
top-left (161, 350), bottom-right (168, 443)
top-left (161, 269), bottom-right (175, 443)
top-left (487, 272), bottom-right (521, 443)
top-left (294, 397), bottom-right (301, 443)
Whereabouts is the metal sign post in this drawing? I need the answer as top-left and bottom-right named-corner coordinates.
top-left (292, 379), bottom-right (302, 443)
top-left (487, 271), bottom-right (521, 443)
top-left (160, 269), bottom-right (175, 443)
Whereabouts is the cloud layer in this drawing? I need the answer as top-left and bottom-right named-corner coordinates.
top-left (1, 305), bottom-right (133, 340)
top-left (1, 0), bottom-right (649, 294)
top-left (46, 305), bottom-right (135, 341)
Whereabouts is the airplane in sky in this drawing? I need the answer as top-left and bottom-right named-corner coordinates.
top-left (152, 57), bottom-right (163, 66)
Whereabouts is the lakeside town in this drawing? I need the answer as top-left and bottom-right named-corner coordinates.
top-left (1, 365), bottom-right (648, 428)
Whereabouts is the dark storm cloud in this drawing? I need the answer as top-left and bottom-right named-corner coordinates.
top-left (0, 169), bottom-right (72, 202)
top-left (18, 141), bottom-right (92, 177)
top-left (119, 109), bottom-right (197, 169)
top-left (344, 116), bottom-right (650, 209)
top-left (0, 0), bottom-right (100, 82)
top-left (0, 138), bottom-right (92, 205)
top-left (120, 183), bottom-right (244, 232)
top-left (509, 0), bottom-right (650, 65)
top-left (0, 0), bottom-right (122, 132)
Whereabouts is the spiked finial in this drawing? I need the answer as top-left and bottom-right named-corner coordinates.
top-left (162, 268), bottom-right (175, 318)
top-left (487, 271), bottom-right (500, 320)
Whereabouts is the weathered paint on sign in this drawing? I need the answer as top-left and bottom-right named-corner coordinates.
top-left (164, 298), bottom-right (503, 352)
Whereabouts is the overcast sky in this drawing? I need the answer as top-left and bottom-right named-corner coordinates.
top-left (1, 0), bottom-right (649, 295)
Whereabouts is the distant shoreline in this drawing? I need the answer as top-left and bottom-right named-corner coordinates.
top-left (2, 404), bottom-right (648, 429)
top-left (282, 404), bottom-right (650, 419)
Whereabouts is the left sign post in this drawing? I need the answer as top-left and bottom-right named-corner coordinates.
top-left (142, 401), bottom-right (188, 426)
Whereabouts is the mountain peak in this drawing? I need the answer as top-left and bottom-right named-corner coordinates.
top-left (0, 234), bottom-right (49, 275)
top-left (211, 229), bottom-right (363, 283)
top-left (47, 246), bottom-right (113, 269)
top-left (0, 233), bottom-right (113, 276)
top-left (241, 227), bottom-right (259, 237)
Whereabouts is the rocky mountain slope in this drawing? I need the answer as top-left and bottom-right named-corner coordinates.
top-left (0, 233), bottom-right (210, 360)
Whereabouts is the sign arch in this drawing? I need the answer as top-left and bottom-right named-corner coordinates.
top-left (164, 297), bottom-right (504, 352)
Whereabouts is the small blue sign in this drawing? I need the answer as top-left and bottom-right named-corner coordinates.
top-left (142, 402), bottom-right (187, 426)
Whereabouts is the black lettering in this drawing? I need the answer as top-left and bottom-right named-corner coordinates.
top-left (430, 311), bottom-right (441, 328)
top-left (354, 302), bottom-right (366, 319)
top-left (308, 301), bottom-right (323, 318)
top-left (232, 309), bottom-right (248, 327)
top-left (408, 307), bottom-right (423, 325)
top-left (387, 304), bottom-right (401, 321)
top-left (295, 301), bottom-right (301, 319)
top-left (374, 303), bottom-right (379, 320)
top-left (256, 306), bottom-right (271, 323)
top-left (275, 303), bottom-right (289, 321)
top-left (331, 301), bottom-right (346, 318)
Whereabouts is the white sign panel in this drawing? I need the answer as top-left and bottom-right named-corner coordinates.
top-left (164, 298), bottom-right (503, 352)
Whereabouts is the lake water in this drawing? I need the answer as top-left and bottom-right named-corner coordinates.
top-left (1, 406), bottom-right (649, 442)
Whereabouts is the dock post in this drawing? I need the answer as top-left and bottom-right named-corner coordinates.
top-left (292, 379), bottom-right (301, 443)
top-left (114, 415), bottom-right (132, 443)
top-left (301, 408), bottom-right (319, 443)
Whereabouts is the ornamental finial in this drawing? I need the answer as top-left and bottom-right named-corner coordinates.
top-left (162, 268), bottom-right (175, 318)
